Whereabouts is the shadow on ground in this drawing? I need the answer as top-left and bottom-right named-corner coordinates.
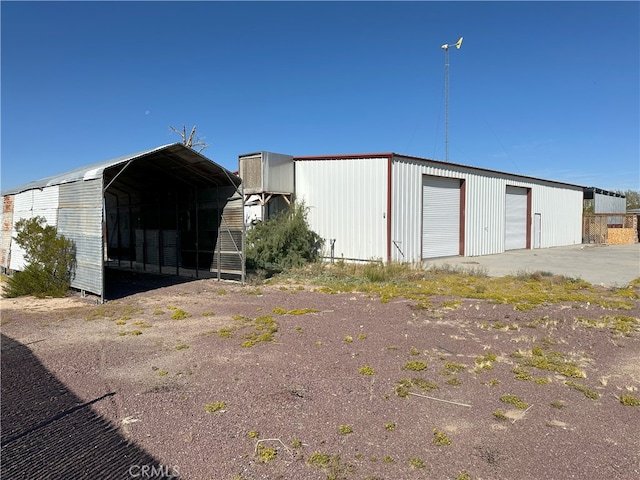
top-left (104, 268), bottom-right (200, 300)
top-left (0, 334), bottom-right (175, 479)
top-left (104, 267), bottom-right (242, 300)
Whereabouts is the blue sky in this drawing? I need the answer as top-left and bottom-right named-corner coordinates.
top-left (2, 1), bottom-right (638, 192)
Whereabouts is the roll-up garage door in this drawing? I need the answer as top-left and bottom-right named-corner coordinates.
top-left (505, 186), bottom-right (528, 250)
top-left (422, 176), bottom-right (461, 258)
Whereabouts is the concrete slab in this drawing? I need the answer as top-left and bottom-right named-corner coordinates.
top-left (424, 244), bottom-right (640, 287)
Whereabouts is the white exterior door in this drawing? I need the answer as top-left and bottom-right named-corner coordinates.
top-left (533, 213), bottom-right (541, 249)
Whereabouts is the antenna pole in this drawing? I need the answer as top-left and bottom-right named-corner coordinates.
top-left (441, 37), bottom-right (462, 163)
top-left (444, 46), bottom-right (450, 162)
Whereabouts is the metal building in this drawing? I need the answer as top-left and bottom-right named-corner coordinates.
top-left (582, 188), bottom-right (634, 244)
top-left (583, 187), bottom-right (626, 214)
top-left (1, 143), bottom-right (243, 300)
top-left (293, 153), bottom-right (584, 263)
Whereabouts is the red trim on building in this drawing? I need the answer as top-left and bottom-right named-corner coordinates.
top-left (387, 155), bottom-right (393, 263)
top-left (294, 152), bottom-right (395, 161)
top-left (459, 179), bottom-right (466, 256)
top-left (526, 188), bottom-right (532, 249)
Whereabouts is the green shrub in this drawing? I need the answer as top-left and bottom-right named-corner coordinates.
top-left (4, 217), bottom-right (75, 298)
top-left (245, 202), bottom-right (324, 272)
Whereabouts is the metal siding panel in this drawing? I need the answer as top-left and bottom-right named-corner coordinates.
top-left (392, 158), bottom-right (468, 262)
top-left (464, 174), bottom-right (505, 256)
top-left (263, 152), bottom-right (294, 193)
top-left (145, 230), bottom-right (160, 265)
top-left (162, 230), bottom-right (178, 267)
top-left (58, 180), bottom-right (103, 295)
top-left (594, 193), bottom-right (626, 214)
top-left (8, 188), bottom-right (59, 271)
top-left (392, 156), bottom-right (583, 259)
top-left (422, 176), bottom-right (460, 258)
top-left (531, 185), bottom-right (583, 248)
top-left (390, 160), bottom-right (420, 262)
top-left (295, 157), bottom-right (387, 261)
top-left (12, 190), bottom-right (33, 213)
top-left (31, 186), bottom-right (60, 227)
top-left (505, 186), bottom-right (528, 250)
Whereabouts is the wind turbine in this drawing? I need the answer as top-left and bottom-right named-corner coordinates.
top-left (441, 36), bottom-right (463, 162)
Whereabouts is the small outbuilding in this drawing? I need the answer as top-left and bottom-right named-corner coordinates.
top-left (1, 143), bottom-right (244, 300)
top-left (582, 188), bottom-right (637, 244)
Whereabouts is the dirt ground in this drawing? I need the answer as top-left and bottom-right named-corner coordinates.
top-left (1, 272), bottom-right (639, 480)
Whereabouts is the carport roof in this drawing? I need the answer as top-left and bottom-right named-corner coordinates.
top-left (1, 143), bottom-right (241, 196)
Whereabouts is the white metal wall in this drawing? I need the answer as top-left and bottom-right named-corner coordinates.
top-left (9, 186), bottom-right (60, 271)
top-left (392, 158), bottom-right (464, 262)
top-left (391, 156), bottom-right (583, 262)
top-left (295, 157), bottom-right (388, 261)
top-left (530, 183), bottom-right (583, 248)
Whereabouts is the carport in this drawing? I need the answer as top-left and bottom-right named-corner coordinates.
top-left (1, 143), bottom-right (244, 301)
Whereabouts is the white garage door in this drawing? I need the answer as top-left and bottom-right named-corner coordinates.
top-left (422, 176), bottom-right (460, 258)
top-left (505, 186), bottom-right (528, 250)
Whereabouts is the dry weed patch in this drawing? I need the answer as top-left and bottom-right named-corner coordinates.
top-left (277, 264), bottom-right (636, 312)
top-left (517, 345), bottom-right (585, 378)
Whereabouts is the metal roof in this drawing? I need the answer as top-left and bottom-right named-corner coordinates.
top-left (583, 187), bottom-right (625, 199)
top-left (2, 143), bottom-right (241, 196)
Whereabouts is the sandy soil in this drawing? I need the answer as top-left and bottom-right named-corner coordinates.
top-left (1, 274), bottom-right (639, 480)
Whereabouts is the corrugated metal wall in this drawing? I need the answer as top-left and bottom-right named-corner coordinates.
top-left (530, 183), bottom-right (583, 249)
top-left (594, 193), bottom-right (626, 214)
top-left (391, 156), bottom-right (583, 262)
top-left (295, 157), bottom-right (388, 261)
top-left (263, 152), bottom-right (294, 194)
top-left (57, 179), bottom-right (104, 295)
top-left (9, 186), bottom-right (60, 271)
top-left (392, 158), bottom-right (465, 261)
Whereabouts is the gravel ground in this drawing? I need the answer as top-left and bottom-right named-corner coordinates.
top-left (1, 272), bottom-right (639, 480)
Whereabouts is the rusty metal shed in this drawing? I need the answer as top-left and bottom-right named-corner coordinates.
top-left (1, 143), bottom-right (244, 300)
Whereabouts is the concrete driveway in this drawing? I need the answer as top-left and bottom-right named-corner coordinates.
top-left (425, 243), bottom-right (640, 287)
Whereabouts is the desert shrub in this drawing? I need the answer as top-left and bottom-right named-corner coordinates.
top-left (4, 216), bottom-right (75, 298)
top-left (245, 202), bottom-right (323, 272)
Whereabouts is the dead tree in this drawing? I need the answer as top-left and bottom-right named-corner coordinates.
top-left (169, 125), bottom-right (210, 153)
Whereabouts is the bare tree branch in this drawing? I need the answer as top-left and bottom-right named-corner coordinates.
top-left (186, 126), bottom-right (197, 147)
top-left (169, 124), bottom-right (210, 152)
